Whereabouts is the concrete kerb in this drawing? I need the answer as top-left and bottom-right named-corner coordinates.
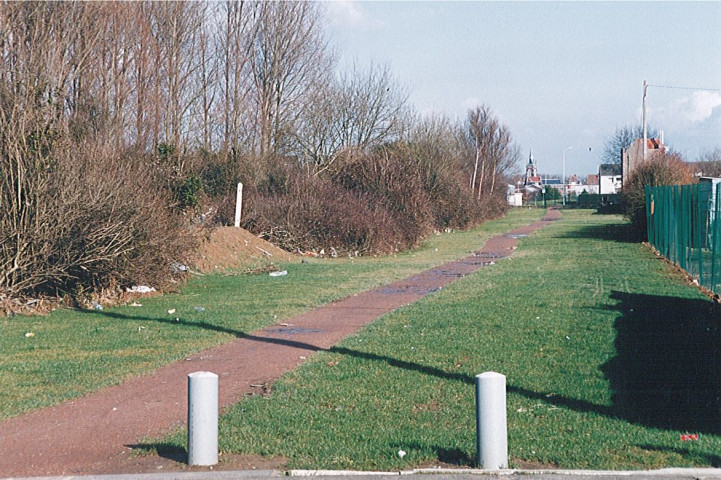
top-left (292, 468), bottom-right (721, 478)
top-left (7, 469), bottom-right (721, 480)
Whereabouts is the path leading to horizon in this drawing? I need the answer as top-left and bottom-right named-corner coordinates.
top-left (0, 209), bottom-right (561, 478)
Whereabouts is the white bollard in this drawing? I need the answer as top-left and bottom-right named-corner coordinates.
top-left (475, 371), bottom-right (508, 470)
top-left (187, 371), bottom-right (218, 466)
top-left (234, 182), bottom-right (243, 228)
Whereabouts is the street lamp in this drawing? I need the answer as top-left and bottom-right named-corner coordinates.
top-left (562, 146), bottom-right (572, 206)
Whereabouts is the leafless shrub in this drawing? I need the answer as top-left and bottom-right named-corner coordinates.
top-left (330, 146), bottom-right (434, 248)
top-left (241, 138), bottom-right (511, 257)
top-left (622, 152), bottom-right (695, 239)
top-left (1, 139), bottom-right (197, 300)
top-left (244, 166), bottom-right (398, 255)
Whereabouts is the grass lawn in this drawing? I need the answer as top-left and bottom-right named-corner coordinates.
top-left (155, 208), bottom-right (721, 471)
top-left (0, 207), bottom-right (543, 419)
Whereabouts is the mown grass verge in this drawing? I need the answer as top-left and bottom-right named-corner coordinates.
top-left (0, 208), bottom-right (544, 419)
top-left (155, 209), bottom-right (721, 470)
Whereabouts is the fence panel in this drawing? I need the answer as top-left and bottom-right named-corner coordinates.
top-left (645, 183), bottom-right (721, 295)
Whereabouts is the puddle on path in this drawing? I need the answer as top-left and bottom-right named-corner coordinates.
top-left (377, 286), bottom-right (442, 296)
top-left (472, 252), bottom-right (507, 259)
top-left (265, 327), bottom-right (323, 335)
top-left (429, 269), bottom-right (466, 278)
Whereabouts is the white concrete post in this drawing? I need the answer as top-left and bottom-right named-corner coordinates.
top-left (475, 371), bottom-right (508, 470)
top-left (234, 182), bottom-right (243, 228)
top-left (187, 371), bottom-right (218, 466)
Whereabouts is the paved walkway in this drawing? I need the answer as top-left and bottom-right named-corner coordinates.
top-left (1, 210), bottom-right (561, 478)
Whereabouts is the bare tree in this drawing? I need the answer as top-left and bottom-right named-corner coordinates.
top-left (0, 2), bottom-right (201, 297)
top-left (218, 0), bottom-right (254, 154)
top-left (692, 147), bottom-right (721, 176)
top-left (462, 105), bottom-right (518, 199)
top-left (0, 1), bottom-right (103, 292)
top-left (153, 1), bottom-right (205, 149)
top-left (127, 2), bottom-right (157, 150)
top-left (69, 2), bottom-right (132, 149)
top-left (248, 1), bottom-right (333, 157)
top-left (195, 1), bottom-right (219, 150)
top-left (407, 112), bottom-right (465, 192)
top-left (293, 62), bottom-right (408, 176)
top-left (334, 62), bottom-right (408, 149)
top-left (602, 124), bottom-right (659, 164)
top-left (291, 79), bottom-right (342, 175)
top-left (465, 106), bottom-right (486, 197)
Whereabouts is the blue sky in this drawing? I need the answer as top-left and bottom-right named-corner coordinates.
top-left (324, 1), bottom-right (721, 177)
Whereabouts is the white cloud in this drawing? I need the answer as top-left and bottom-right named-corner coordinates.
top-left (324, 1), bottom-right (385, 30)
top-left (651, 91), bottom-right (721, 127)
top-left (685, 91), bottom-right (721, 123)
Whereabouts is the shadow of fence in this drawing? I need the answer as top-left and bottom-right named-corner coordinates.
top-left (602, 291), bottom-right (721, 434)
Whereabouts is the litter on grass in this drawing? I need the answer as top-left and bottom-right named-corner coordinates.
top-left (171, 262), bottom-right (189, 274)
top-left (269, 270), bottom-right (288, 277)
top-left (126, 286), bottom-right (156, 294)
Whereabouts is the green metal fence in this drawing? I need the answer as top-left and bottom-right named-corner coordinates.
top-left (645, 182), bottom-right (721, 294)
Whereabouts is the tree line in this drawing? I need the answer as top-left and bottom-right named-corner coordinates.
top-left (0, 1), bottom-right (519, 302)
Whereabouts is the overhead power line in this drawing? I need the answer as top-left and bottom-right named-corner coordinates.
top-left (647, 83), bottom-right (721, 92)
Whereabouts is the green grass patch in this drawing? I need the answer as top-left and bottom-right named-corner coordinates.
top-left (155, 209), bottom-right (721, 470)
top-left (0, 208), bottom-right (543, 419)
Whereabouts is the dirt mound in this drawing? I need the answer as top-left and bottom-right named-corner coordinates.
top-left (193, 226), bottom-right (295, 273)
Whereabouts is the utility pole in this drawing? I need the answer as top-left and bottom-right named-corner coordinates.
top-left (642, 80), bottom-right (648, 162)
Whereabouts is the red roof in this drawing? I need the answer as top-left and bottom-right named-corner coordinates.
top-left (647, 138), bottom-right (661, 149)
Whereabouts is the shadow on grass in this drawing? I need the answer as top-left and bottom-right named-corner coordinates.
top-left (84, 308), bottom-right (618, 419)
top-left (83, 308), bottom-right (621, 466)
top-left (554, 222), bottom-right (639, 243)
top-left (399, 441), bottom-right (475, 467)
top-left (87, 292), bottom-right (721, 461)
top-left (636, 444), bottom-right (721, 467)
top-left (125, 443), bottom-right (187, 463)
top-left (436, 447), bottom-right (475, 466)
top-left (83, 307), bottom-right (615, 418)
top-left (81, 308), bottom-right (326, 353)
top-left (602, 291), bottom-right (721, 434)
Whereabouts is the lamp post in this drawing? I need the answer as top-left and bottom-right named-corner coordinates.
top-left (562, 146), bottom-right (572, 206)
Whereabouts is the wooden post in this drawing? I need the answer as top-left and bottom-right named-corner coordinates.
top-left (234, 182), bottom-right (243, 228)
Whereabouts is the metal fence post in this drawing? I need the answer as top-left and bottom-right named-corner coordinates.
top-left (188, 371), bottom-right (218, 466)
top-left (475, 372), bottom-right (508, 470)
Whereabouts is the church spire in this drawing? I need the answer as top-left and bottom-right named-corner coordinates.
top-left (525, 150), bottom-right (539, 186)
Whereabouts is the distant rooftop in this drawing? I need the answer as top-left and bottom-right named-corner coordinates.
top-left (542, 178), bottom-right (562, 185)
